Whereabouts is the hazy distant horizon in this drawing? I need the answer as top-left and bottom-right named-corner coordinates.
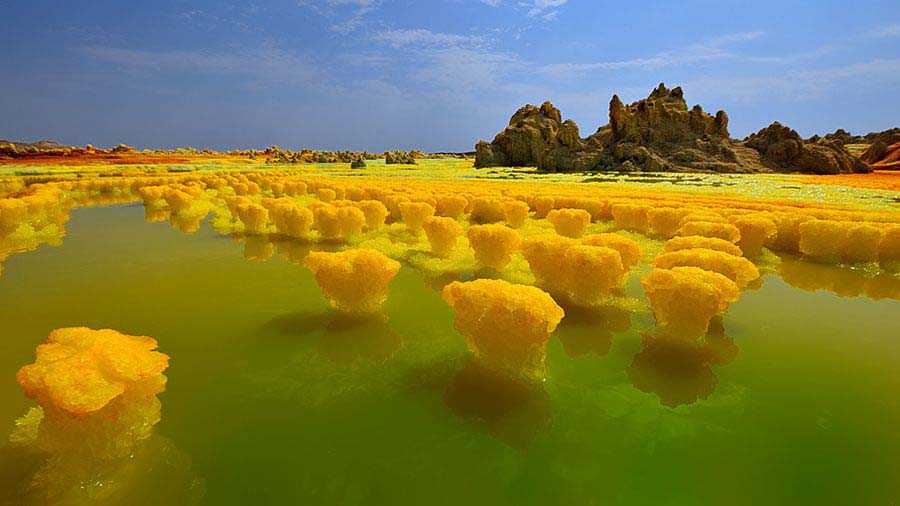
top-left (3, 0), bottom-right (899, 152)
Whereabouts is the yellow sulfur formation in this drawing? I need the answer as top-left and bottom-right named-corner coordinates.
top-left (799, 219), bottom-right (883, 264)
top-left (270, 201), bottom-right (314, 238)
top-left (611, 203), bottom-right (651, 233)
top-left (357, 200), bottom-right (389, 230)
top-left (17, 327), bottom-right (169, 415)
top-left (676, 221), bottom-right (741, 243)
top-left (664, 235), bottom-right (743, 257)
top-left (314, 205), bottom-right (366, 241)
top-left (522, 235), bottom-right (630, 306)
top-left (304, 249), bottom-right (401, 313)
top-left (642, 267), bottom-right (740, 337)
top-left (316, 188), bottom-right (337, 203)
top-left (466, 224), bottom-right (522, 270)
top-left (546, 208), bottom-right (592, 238)
top-left (581, 233), bottom-right (642, 269)
top-left (648, 207), bottom-right (690, 238)
top-left (502, 200), bottom-right (529, 228)
top-left (399, 201), bottom-right (436, 231)
top-left (469, 197), bottom-right (507, 224)
top-left (654, 248), bottom-right (760, 288)
top-left (563, 245), bottom-right (626, 306)
top-left (422, 216), bottom-right (463, 257)
top-left (442, 279), bottom-right (564, 380)
top-left (435, 195), bottom-right (469, 219)
top-left (729, 214), bottom-right (777, 256)
top-left (232, 199), bottom-right (269, 234)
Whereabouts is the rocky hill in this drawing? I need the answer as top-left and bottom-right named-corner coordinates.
top-left (475, 84), bottom-right (871, 174)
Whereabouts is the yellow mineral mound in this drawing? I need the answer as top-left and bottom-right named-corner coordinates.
top-left (469, 197), bottom-right (506, 224)
top-left (546, 208), bottom-right (591, 238)
top-left (435, 195), bottom-right (468, 219)
top-left (654, 248), bottom-right (760, 288)
top-left (799, 219), bottom-right (883, 264)
top-left (562, 245), bottom-right (626, 306)
top-left (422, 216), bottom-right (463, 257)
top-left (676, 221), bottom-right (741, 243)
top-left (316, 188), bottom-right (337, 203)
top-left (233, 200), bottom-right (269, 234)
top-left (270, 201), bottom-right (314, 238)
top-left (521, 234), bottom-right (580, 296)
top-left (314, 205), bottom-right (366, 241)
top-left (664, 235), bottom-right (743, 257)
top-left (304, 248), bottom-right (401, 313)
top-left (399, 201), bottom-right (436, 231)
top-left (442, 279), bottom-right (564, 380)
top-left (17, 327), bottom-right (169, 415)
top-left (611, 203), bottom-right (651, 233)
top-left (357, 200), bottom-right (389, 230)
top-left (502, 200), bottom-right (529, 228)
top-left (647, 207), bottom-right (690, 238)
top-left (729, 214), bottom-right (777, 256)
top-left (522, 235), bottom-right (627, 305)
top-left (641, 267), bottom-right (740, 337)
top-left (466, 224), bottom-right (521, 270)
top-left (581, 233), bottom-right (642, 269)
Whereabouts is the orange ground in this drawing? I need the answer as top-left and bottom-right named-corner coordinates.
top-left (800, 171), bottom-right (900, 192)
top-left (0, 152), bottom-right (261, 167)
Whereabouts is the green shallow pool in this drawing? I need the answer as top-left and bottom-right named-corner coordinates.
top-left (1, 203), bottom-right (899, 505)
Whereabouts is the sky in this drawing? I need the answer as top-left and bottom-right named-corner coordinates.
top-left (1, 0), bottom-right (899, 152)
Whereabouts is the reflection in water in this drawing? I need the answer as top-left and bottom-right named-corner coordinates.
top-left (265, 311), bottom-right (403, 364)
top-left (444, 359), bottom-right (551, 451)
top-left (241, 234), bottom-right (275, 261)
top-left (321, 313), bottom-right (403, 364)
top-left (0, 184), bottom-right (70, 280)
top-left (628, 317), bottom-right (739, 408)
top-left (2, 327), bottom-right (201, 504)
top-left (555, 303), bottom-right (632, 358)
top-left (778, 254), bottom-right (900, 300)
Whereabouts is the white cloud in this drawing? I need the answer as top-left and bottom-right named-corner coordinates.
top-left (371, 29), bottom-right (485, 49)
top-left (298, 0), bottom-right (380, 33)
top-left (869, 23), bottom-right (900, 38)
top-left (538, 31), bottom-right (764, 75)
top-left (526, 0), bottom-right (567, 18)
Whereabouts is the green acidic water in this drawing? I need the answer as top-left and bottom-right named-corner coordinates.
top-left (0, 203), bottom-right (898, 505)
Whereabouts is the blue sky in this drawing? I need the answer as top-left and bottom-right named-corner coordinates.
top-left (1, 0), bottom-right (899, 151)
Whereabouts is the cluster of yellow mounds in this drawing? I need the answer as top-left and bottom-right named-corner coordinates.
top-left (313, 204), bottom-right (366, 241)
top-left (522, 232), bottom-right (641, 306)
top-left (422, 216), bottom-right (463, 257)
top-left (442, 279), bottom-right (564, 380)
top-left (262, 197), bottom-right (314, 238)
top-left (304, 249), bottom-right (401, 313)
top-left (654, 248), bottom-right (759, 288)
top-left (799, 219), bottom-right (900, 264)
top-left (3, 170), bottom-right (900, 294)
top-left (0, 184), bottom-right (70, 276)
top-left (642, 267), bottom-right (740, 337)
top-left (664, 235), bottom-right (743, 257)
top-left (466, 224), bottom-right (521, 270)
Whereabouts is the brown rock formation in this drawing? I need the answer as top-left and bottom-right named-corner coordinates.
top-left (744, 122), bottom-right (870, 174)
top-left (475, 84), bottom-right (871, 174)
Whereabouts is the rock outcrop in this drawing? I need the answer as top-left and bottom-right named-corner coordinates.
top-left (744, 122), bottom-right (870, 174)
top-left (474, 84), bottom-right (871, 174)
top-left (384, 151), bottom-right (416, 165)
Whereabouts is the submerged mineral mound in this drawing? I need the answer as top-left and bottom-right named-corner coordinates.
top-left (475, 84), bottom-right (870, 174)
